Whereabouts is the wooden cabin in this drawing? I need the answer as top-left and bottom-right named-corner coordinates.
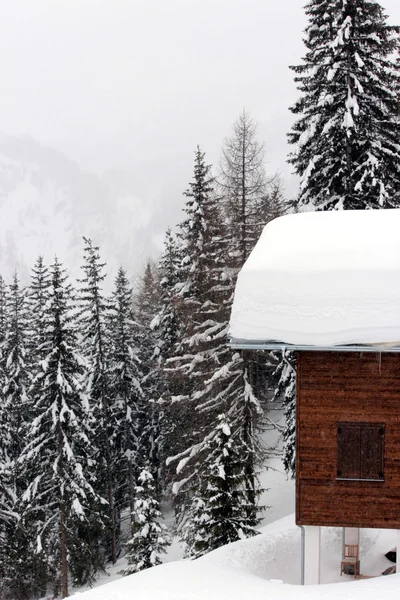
top-left (229, 209), bottom-right (400, 584)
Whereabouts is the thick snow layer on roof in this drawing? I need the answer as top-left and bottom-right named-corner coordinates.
top-left (230, 209), bottom-right (400, 347)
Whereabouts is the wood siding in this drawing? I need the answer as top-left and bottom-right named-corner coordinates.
top-left (296, 351), bottom-right (400, 529)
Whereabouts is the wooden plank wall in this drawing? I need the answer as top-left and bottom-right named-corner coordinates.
top-left (296, 351), bottom-right (400, 529)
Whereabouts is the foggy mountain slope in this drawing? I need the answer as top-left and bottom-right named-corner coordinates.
top-left (0, 135), bottom-right (165, 286)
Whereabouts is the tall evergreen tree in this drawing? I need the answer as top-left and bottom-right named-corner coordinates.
top-left (151, 230), bottom-right (185, 489)
top-left (0, 274), bottom-right (8, 346)
top-left (108, 267), bottom-right (142, 522)
top-left (168, 146), bottom-right (267, 543)
top-left (0, 274), bottom-right (8, 421)
top-left (288, 0), bottom-right (400, 209)
top-left (21, 258), bottom-right (105, 598)
top-left (167, 147), bottom-right (219, 468)
top-left (78, 238), bottom-right (118, 563)
top-left (0, 274), bottom-right (33, 600)
top-left (134, 262), bottom-right (164, 490)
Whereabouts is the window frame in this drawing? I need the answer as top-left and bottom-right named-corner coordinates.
top-left (336, 421), bottom-right (385, 482)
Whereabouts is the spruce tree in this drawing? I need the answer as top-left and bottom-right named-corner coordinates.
top-left (134, 262), bottom-right (164, 491)
top-left (273, 352), bottom-right (296, 478)
top-left (182, 414), bottom-right (260, 558)
top-left (151, 229), bottom-right (185, 489)
top-left (167, 147), bottom-right (218, 470)
top-left (26, 256), bottom-right (50, 372)
top-left (0, 274), bottom-right (33, 600)
top-left (168, 146), bottom-right (266, 542)
top-left (0, 273), bottom-right (28, 466)
top-left (108, 267), bottom-right (142, 522)
top-left (152, 229), bottom-right (182, 366)
top-left (288, 0), bottom-right (400, 209)
top-left (21, 258), bottom-right (105, 598)
top-left (0, 274), bottom-right (8, 345)
top-left (78, 238), bottom-right (118, 563)
top-left (122, 467), bottom-right (169, 574)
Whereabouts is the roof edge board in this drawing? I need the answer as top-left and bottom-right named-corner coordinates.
top-left (229, 339), bottom-right (400, 353)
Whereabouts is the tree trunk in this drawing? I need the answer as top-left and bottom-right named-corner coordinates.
top-left (59, 503), bottom-right (69, 598)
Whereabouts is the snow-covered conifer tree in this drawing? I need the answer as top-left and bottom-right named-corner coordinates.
top-left (0, 274), bottom-right (8, 409)
top-left (1, 273), bottom-right (29, 465)
top-left (151, 230), bottom-right (185, 489)
top-left (134, 262), bottom-right (164, 490)
top-left (0, 273), bottom-right (34, 599)
top-left (21, 258), bottom-right (105, 598)
top-left (122, 467), bottom-right (169, 574)
top-left (108, 267), bottom-right (142, 521)
top-left (25, 256), bottom-right (51, 380)
top-left (182, 414), bottom-right (260, 558)
top-left (273, 352), bottom-right (296, 478)
top-left (0, 274), bottom-right (8, 345)
top-left (153, 229), bottom-right (182, 365)
top-left (289, 0), bottom-right (400, 209)
top-left (169, 145), bottom-right (267, 540)
top-left (78, 238), bottom-right (118, 563)
top-left (165, 148), bottom-right (221, 480)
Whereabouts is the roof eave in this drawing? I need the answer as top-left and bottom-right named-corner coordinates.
top-left (229, 338), bottom-right (400, 353)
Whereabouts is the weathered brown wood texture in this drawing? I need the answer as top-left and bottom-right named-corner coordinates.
top-left (296, 351), bottom-right (400, 528)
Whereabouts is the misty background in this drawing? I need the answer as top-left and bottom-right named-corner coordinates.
top-left (1, 0), bottom-right (399, 286)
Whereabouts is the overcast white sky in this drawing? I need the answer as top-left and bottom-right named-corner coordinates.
top-left (1, 0), bottom-right (400, 202)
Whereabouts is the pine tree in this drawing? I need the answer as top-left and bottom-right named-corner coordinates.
top-left (0, 273), bottom-right (11, 599)
top-left (21, 258), bottom-right (105, 598)
top-left (0, 274), bottom-right (8, 345)
top-left (182, 414), bottom-right (260, 558)
top-left (151, 229), bottom-right (185, 490)
top-left (122, 467), bottom-right (169, 574)
top-left (108, 267), bottom-right (142, 522)
top-left (0, 274), bottom-right (8, 419)
top-left (0, 274), bottom-right (33, 600)
top-left (78, 238), bottom-right (118, 563)
top-left (167, 147), bottom-right (219, 469)
top-left (134, 262), bottom-right (164, 491)
top-left (26, 256), bottom-right (51, 372)
top-left (168, 146), bottom-right (266, 541)
top-left (273, 352), bottom-right (296, 478)
top-left (288, 0), bottom-right (400, 209)
top-left (153, 229), bottom-right (182, 364)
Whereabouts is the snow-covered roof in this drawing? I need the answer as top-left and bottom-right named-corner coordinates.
top-left (229, 209), bottom-right (400, 349)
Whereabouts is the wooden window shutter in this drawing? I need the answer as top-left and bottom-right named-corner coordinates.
top-left (337, 424), bottom-right (361, 479)
top-left (361, 425), bottom-right (384, 480)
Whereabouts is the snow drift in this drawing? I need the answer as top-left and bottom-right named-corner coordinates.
top-left (71, 515), bottom-right (400, 599)
top-left (229, 209), bottom-right (400, 347)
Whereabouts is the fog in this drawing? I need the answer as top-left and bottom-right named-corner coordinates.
top-left (1, 0), bottom-right (400, 231)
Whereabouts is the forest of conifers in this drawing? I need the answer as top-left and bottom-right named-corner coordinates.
top-left (1, 0), bottom-right (400, 598)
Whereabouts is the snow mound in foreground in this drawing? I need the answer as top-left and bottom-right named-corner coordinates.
top-left (230, 209), bottom-right (400, 347)
top-left (72, 514), bottom-right (400, 599)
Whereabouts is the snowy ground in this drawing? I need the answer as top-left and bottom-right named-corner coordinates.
top-left (70, 456), bottom-right (400, 599)
top-left (71, 513), bottom-right (400, 599)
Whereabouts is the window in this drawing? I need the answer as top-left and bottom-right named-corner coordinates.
top-left (337, 422), bottom-right (384, 481)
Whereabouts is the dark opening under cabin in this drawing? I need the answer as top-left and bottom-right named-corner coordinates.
top-left (229, 209), bottom-right (400, 584)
